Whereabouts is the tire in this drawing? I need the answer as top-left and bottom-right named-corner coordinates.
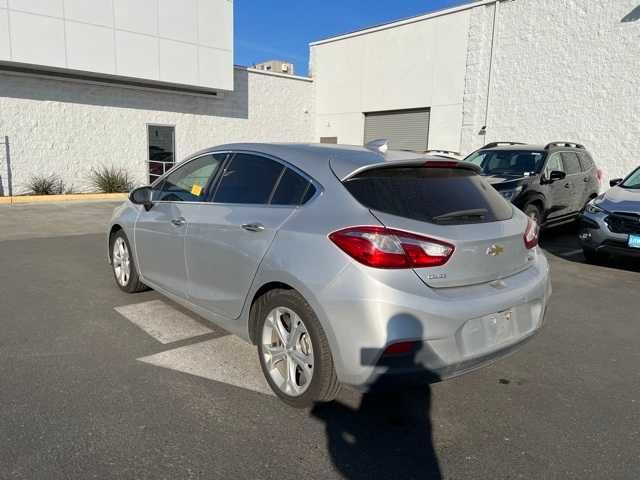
top-left (523, 203), bottom-right (543, 226)
top-left (255, 289), bottom-right (340, 408)
top-left (583, 247), bottom-right (605, 264)
top-left (110, 230), bottom-right (147, 293)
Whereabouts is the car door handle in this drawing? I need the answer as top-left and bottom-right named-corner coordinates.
top-left (564, 183), bottom-right (571, 189)
top-left (171, 217), bottom-right (186, 227)
top-left (241, 223), bottom-right (265, 232)
top-left (584, 177), bottom-right (590, 183)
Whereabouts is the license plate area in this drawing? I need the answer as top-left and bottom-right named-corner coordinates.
top-left (628, 234), bottom-right (640, 249)
top-left (460, 309), bottom-right (516, 358)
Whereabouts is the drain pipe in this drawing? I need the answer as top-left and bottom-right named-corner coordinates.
top-left (4, 136), bottom-right (12, 198)
top-left (482, 0), bottom-right (501, 137)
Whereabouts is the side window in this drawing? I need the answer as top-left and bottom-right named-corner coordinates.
top-left (271, 168), bottom-right (313, 205)
top-left (153, 154), bottom-right (224, 202)
top-left (561, 152), bottom-right (581, 175)
top-left (578, 152), bottom-right (594, 172)
top-left (213, 153), bottom-right (284, 204)
top-left (544, 153), bottom-right (564, 177)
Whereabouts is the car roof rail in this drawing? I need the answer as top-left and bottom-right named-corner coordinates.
top-left (481, 141), bottom-right (526, 149)
top-left (544, 141), bottom-right (585, 150)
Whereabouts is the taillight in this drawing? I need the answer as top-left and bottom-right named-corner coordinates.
top-left (328, 226), bottom-right (454, 269)
top-left (524, 218), bottom-right (539, 249)
top-left (383, 341), bottom-right (420, 356)
top-left (596, 168), bottom-right (604, 184)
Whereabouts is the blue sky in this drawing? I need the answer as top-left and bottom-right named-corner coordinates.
top-left (234, 1), bottom-right (470, 76)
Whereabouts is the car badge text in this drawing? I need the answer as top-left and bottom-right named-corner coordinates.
top-left (486, 244), bottom-right (505, 257)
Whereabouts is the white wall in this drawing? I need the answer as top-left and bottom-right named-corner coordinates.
top-left (0, 68), bottom-right (314, 194)
top-left (0, 0), bottom-right (233, 91)
top-left (310, 7), bottom-right (471, 151)
top-left (461, 0), bottom-right (640, 183)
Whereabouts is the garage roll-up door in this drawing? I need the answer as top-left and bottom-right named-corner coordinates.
top-left (364, 108), bottom-right (430, 152)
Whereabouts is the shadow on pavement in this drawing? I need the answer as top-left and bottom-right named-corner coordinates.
top-left (540, 222), bottom-right (640, 273)
top-left (311, 317), bottom-right (442, 480)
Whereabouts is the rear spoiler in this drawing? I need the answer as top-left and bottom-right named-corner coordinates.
top-left (338, 158), bottom-right (481, 181)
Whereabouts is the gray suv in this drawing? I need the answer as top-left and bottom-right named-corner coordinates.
top-left (580, 166), bottom-right (640, 263)
top-left (465, 142), bottom-right (602, 227)
top-left (108, 143), bottom-right (551, 407)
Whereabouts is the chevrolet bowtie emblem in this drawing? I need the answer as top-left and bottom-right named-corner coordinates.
top-left (486, 244), bottom-right (505, 256)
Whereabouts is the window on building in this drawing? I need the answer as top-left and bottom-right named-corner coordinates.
top-left (148, 125), bottom-right (175, 184)
top-left (213, 153), bottom-right (284, 204)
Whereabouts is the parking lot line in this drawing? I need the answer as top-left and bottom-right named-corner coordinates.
top-left (114, 300), bottom-right (213, 344)
top-left (138, 335), bottom-right (273, 396)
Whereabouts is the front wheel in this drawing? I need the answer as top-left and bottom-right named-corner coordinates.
top-left (523, 203), bottom-right (543, 226)
top-left (110, 230), bottom-right (147, 293)
top-left (255, 289), bottom-right (340, 408)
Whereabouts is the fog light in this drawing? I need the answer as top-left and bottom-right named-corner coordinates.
top-left (578, 231), bottom-right (592, 241)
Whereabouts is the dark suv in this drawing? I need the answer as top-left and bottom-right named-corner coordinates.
top-left (464, 142), bottom-right (602, 227)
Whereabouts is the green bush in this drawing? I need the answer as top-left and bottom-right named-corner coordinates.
top-left (89, 166), bottom-right (133, 193)
top-left (27, 174), bottom-right (66, 195)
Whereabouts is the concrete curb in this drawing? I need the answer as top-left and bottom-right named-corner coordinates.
top-left (0, 193), bottom-right (128, 205)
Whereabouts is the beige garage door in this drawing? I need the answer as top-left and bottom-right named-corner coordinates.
top-left (364, 108), bottom-right (430, 152)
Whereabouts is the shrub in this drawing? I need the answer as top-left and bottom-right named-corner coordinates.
top-left (27, 174), bottom-right (66, 195)
top-left (89, 166), bottom-right (133, 193)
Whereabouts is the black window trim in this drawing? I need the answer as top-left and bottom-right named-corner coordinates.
top-left (206, 150), bottom-right (322, 208)
top-left (151, 151), bottom-right (231, 205)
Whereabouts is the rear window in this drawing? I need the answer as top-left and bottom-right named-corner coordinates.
top-left (344, 167), bottom-right (513, 225)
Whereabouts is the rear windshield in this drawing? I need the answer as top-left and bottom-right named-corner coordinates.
top-left (465, 149), bottom-right (545, 176)
top-left (344, 167), bottom-right (513, 225)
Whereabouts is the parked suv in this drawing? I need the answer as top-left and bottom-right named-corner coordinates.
top-left (108, 143), bottom-right (551, 407)
top-left (464, 142), bottom-right (602, 227)
top-left (579, 166), bottom-right (640, 263)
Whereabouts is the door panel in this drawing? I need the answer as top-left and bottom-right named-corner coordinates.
top-left (135, 153), bottom-right (226, 297)
top-left (561, 152), bottom-right (587, 212)
top-left (135, 202), bottom-right (197, 296)
top-left (544, 153), bottom-right (572, 219)
top-left (186, 204), bottom-right (296, 320)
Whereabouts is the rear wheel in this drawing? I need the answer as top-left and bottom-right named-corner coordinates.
top-left (110, 230), bottom-right (147, 293)
top-left (523, 203), bottom-right (543, 226)
top-left (255, 289), bottom-right (340, 408)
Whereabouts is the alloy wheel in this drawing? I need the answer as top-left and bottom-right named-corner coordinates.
top-left (261, 307), bottom-right (314, 397)
top-left (112, 237), bottom-right (131, 287)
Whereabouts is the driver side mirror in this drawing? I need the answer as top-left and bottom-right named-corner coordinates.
top-left (548, 170), bottom-right (566, 182)
top-left (609, 178), bottom-right (623, 187)
top-left (129, 186), bottom-right (154, 211)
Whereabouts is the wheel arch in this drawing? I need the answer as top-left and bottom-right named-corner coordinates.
top-left (107, 224), bottom-right (123, 261)
top-left (247, 281), bottom-right (294, 344)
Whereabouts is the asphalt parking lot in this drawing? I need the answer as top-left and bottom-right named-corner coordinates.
top-left (1, 202), bottom-right (639, 479)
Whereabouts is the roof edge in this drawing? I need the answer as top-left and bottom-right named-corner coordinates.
top-left (309, 0), bottom-right (499, 47)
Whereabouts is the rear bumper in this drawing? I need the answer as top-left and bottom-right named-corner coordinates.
top-left (316, 250), bottom-right (551, 388)
top-left (358, 326), bottom-right (542, 391)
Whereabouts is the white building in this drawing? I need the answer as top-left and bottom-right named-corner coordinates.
top-left (0, 0), bottom-right (313, 194)
top-left (0, 0), bottom-right (639, 195)
top-left (311, 0), bottom-right (640, 183)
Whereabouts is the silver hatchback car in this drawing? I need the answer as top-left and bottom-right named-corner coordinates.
top-left (108, 143), bottom-right (551, 407)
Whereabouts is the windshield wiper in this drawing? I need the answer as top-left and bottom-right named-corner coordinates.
top-left (433, 209), bottom-right (488, 222)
